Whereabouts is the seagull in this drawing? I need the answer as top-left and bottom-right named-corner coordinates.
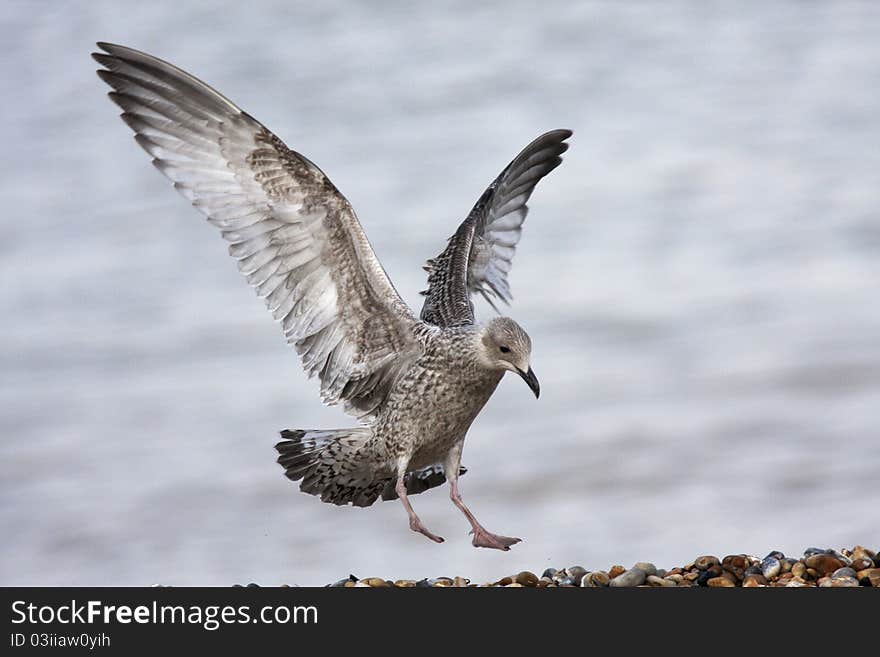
top-left (93, 42), bottom-right (571, 550)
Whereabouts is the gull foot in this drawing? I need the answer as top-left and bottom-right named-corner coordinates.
top-left (410, 518), bottom-right (444, 543)
top-left (471, 529), bottom-right (522, 551)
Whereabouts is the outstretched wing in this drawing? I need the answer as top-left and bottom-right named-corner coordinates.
top-left (93, 42), bottom-right (418, 418)
top-left (419, 129), bottom-right (572, 327)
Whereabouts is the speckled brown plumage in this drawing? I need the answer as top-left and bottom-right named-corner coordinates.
top-left (94, 42), bottom-right (570, 549)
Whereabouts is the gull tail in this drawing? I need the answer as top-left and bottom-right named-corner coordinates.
top-left (276, 428), bottom-right (384, 507)
top-left (275, 428), bottom-right (466, 507)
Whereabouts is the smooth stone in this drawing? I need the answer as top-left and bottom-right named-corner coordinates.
top-left (707, 576), bottom-right (735, 587)
top-left (804, 554), bottom-right (845, 576)
top-left (786, 580), bottom-right (808, 587)
top-left (515, 571), bottom-right (539, 587)
top-left (850, 557), bottom-right (873, 571)
top-left (745, 565), bottom-right (763, 577)
top-left (764, 550), bottom-right (785, 561)
top-left (722, 555), bottom-right (748, 569)
top-left (610, 568), bottom-right (647, 587)
top-left (851, 546), bottom-right (876, 562)
top-left (415, 579), bottom-right (432, 588)
top-left (665, 574), bottom-right (684, 584)
top-left (566, 566), bottom-right (587, 585)
top-left (791, 562), bottom-right (806, 579)
top-left (781, 558), bottom-right (798, 573)
top-left (646, 575), bottom-right (675, 587)
top-left (828, 550), bottom-right (852, 566)
top-left (495, 576), bottom-right (514, 586)
top-left (656, 569), bottom-right (667, 578)
top-left (506, 582), bottom-right (524, 587)
top-left (829, 576), bottom-right (860, 587)
top-left (586, 571), bottom-right (610, 587)
top-left (832, 567), bottom-right (857, 579)
top-left (542, 568), bottom-right (557, 579)
top-left (361, 578), bottom-right (390, 587)
top-left (633, 562), bottom-right (657, 577)
top-left (557, 577), bottom-right (576, 587)
top-left (353, 582), bottom-right (371, 587)
top-left (743, 573), bottom-right (767, 587)
top-left (697, 569), bottom-right (718, 587)
top-left (695, 556), bottom-right (721, 571)
top-left (454, 577), bottom-right (470, 587)
top-left (394, 580), bottom-right (416, 587)
top-left (859, 569), bottom-right (880, 587)
top-left (804, 547), bottom-right (826, 558)
top-left (609, 565), bottom-right (626, 579)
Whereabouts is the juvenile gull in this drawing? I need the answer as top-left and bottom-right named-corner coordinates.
top-left (94, 42), bottom-right (571, 550)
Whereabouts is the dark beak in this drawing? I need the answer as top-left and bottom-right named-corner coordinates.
top-left (517, 366), bottom-right (540, 399)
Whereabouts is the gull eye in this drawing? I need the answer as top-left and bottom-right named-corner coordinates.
top-left (499, 346), bottom-right (511, 354)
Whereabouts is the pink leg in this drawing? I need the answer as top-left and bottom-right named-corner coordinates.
top-left (396, 475), bottom-right (444, 544)
top-left (449, 478), bottom-right (521, 551)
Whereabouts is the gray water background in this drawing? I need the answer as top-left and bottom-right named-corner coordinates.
top-left (2, 1), bottom-right (879, 585)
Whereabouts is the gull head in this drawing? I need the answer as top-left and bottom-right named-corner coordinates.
top-left (479, 317), bottom-right (539, 399)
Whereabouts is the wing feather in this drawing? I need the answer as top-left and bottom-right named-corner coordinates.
top-left (94, 42), bottom-right (418, 418)
top-left (419, 129), bottom-right (571, 327)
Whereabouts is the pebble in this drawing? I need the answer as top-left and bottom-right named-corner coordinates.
top-left (850, 557), bottom-right (873, 572)
top-left (694, 556), bottom-right (720, 571)
top-left (781, 558), bottom-right (797, 573)
top-left (609, 565), bottom-right (626, 579)
top-left (325, 545), bottom-right (878, 588)
top-left (610, 568), bottom-right (647, 587)
top-left (566, 566), bottom-right (588, 585)
top-left (804, 554), bottom-right (845, 576)
top-left (583, 571), bottom-right (610, 587)
top-left (633, 562), bottom-right (657, 577)
top-left (697, 569), bottom-right (718, 587)
top-left (743, 573), bottom-right (767, 587)
top-left (707, 576), bottom-right (735, 587)
top-left (829, 575), bottom-right (860, 588)
top-left (857, 569), bottom-right (880, 587)
top-left (761, 557), bottom-right (781, 580)
top-left (361, 578), bottom-right (390, 587)
top-left (515, 571), bottom-right (539, 587)
top-left (721, 555), bottom-right (747, 580)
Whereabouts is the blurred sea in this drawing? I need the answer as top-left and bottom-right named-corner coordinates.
top-left (1, 1), bottom-right (879, 585)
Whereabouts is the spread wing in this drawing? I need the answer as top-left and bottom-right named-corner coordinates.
top-left (419, 129), bottom-right (571, 327)
top-left (93, 42), bottom-right (418, 418)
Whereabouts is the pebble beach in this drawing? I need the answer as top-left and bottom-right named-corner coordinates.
top-left (316, 546), bottom-right (880, 588)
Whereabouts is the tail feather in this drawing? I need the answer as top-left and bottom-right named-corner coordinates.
top-left (275, 428), bottom-right (466, 507)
